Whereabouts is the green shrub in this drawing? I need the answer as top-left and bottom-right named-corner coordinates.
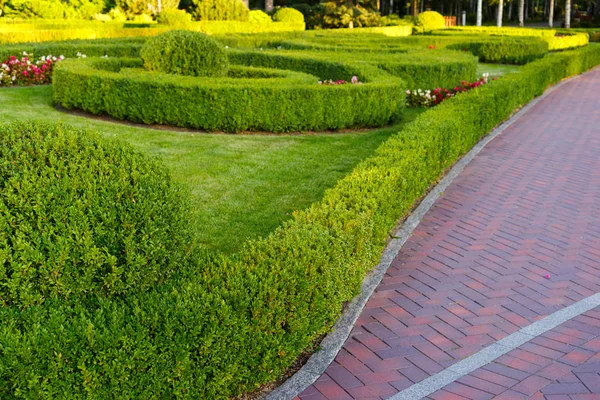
top-left (447, 37), bottom-right (548, 64)
top-left (444, 26), bottom-right (557, 38)
top-left (0, 37), bottom-right (147, 60)
top-left (4, 44), bottom-right (600, 399)
top-left (140, 30), bottom-right (229, 77)
top-left (272, 7), bottom-right (305, 25)
top-left (248, 9), bottom-right (272, 23)
top-left (190, 0), bottom-right (249, 21)
top-left (416, 11), bottom-right (445, 32)
top-left (53, 54), bottom-right (405, 132)
top-left (115, 0), bottom-right (179, 18)
top-left (156, 8), bottom-right (193, 26)
top-left (547, 32), bottom-right (589, 51)
top-left (0, 122), bottom-right (194, 309)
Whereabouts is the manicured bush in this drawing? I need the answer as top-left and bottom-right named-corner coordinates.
top-left (0, 37), bottom-right (147, 60)
top-left (53, 53), bottom-right (405, 132)
top-left (444, 26), bottom-right (556, 38)
top-left (4, 44), bottom-right (600, 400)
top-left (448, 37), bottom-right (548, 64)
top-left (0, 122), bottom-right (194, 308)
top-left (416, 11), bottom-right (445, 32)
top-left (156, 9), bottom-right (193, 26)
top-left (140, 30), bottom-right (229, 77)
top-left (272, 7), bottom-right (305, 25)
top-left (115, 0), bottom-right (179, 18)
top-left (547, 32), bottom-right (589, 51)
top-left (248, 9), bottom-right (271, 23)
top-left (190, 0), bottom-right (249, 21)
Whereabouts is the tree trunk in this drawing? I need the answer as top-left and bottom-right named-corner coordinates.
top-left (497, 0), bottom-right (504, 26)
top-left (476, 0), bottom-right (482, 25)
top-left (412, 0), bottom-right (418, 17)
top-left (518, 0), bottom-right (524, 26)
top-left (265, 0), bottom-right (273, 12)
top-left (508, 0), bottom-right (513, 20)
top-left (565, 0), bottom-right (571, 27)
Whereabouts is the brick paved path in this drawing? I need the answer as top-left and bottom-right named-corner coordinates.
top-left (295, 68), bottom-right (600, 399)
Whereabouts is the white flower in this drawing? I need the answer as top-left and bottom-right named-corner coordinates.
top-left (52, 56), bottom-right (57, 61)
top-left (59, 55), bottom-right (65, 60)
top-left (225, 46), bottom-right (229, 49)
top-left (22, 51), bottom-right (27, 56)
top-left (11, 76), bottom-right (15, 81)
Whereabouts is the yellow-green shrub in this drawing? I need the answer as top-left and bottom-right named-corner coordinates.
top-left (416, 11), bottom-right (445, 32)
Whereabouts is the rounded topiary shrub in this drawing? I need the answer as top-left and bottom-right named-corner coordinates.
top-left (0, 122), bottom-right (194, 308)
top-left (417, 11), bottom-right (445, 31)
top-left (249, 9), bottom-right (272, 23)
top-left (272, 7), bottom-right (305, 24)
top-left (156, 8), bottom-right (193, 26)
top-left (140, 30), bottom-right (229, 77)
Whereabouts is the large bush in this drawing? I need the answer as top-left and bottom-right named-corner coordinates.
top-left (1, 0), bottom-right (104, 19)
top-left (140, 30), bottom-right (229, 77)
top-left (190, 0), bottom-right (249, 21)
top-left (248, 9), bottom-right (271, 23)
top-left (115, 0), bottom-right (179, 17)
top-left (272, 7), bottom-right (305, 25)
top-left (156, 8), bottom-right (193, 26)
top-left (417, 10), bottom-right (445, 32)
top-left (0, 122), bottom-right (194, 308)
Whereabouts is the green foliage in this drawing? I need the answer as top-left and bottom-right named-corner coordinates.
top-left (3, 44), bottom-right (600, 399)
top-left (416, 11), bottom-right (445, 32)
top-left (53, 53), bottom-right (404, 132)
top-left (190, 0), bottom-right (249, 21)
top-left (1, 0), bottom-right (104, 19)
top-left (448, 37), bottom-right (549, 64)
top-left (248, 9), bottom-right (271, 23)
top-left (0, 37), bottom-right (147, 60)
top-left (272, 7), bottom-right (305, 25)
top-left (445, 26), bottom-right (556, 38)
top-left (140, 30), bottom-right (228, 77)
top-left (0, 121), bottom-right (194, 308)
top-left (547, 33), bottom-right (589, 51)
top-left (156, 8), bottom-right (192, 26)
top-left (115, 0), bottom-right (180, 18)
top-left (309, 2), bottom-right (380, 29)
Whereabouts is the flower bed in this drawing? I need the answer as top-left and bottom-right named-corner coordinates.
top-left (0, 53), bottom-right (64, 86)
top-left (406, 73), bottom-right (490, 107)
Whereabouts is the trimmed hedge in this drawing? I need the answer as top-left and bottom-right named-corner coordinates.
top-left (547, 32), bottom-right (589, 51)
top-left (53, 55), bottom-right (405, 132)
top-left (0, 122), bottom-right (194, 308)
top-left (3, 44), bottom-right (600, 400)
top-left (416, 11), bottom-right (445, 32)
top-left (444, 26), bottom-right (557, 38)
top-left (0, 21), bottom-right (304, 45)
top-left (140, 30), bottom-right (229, 77)
top-left (448, 37), bottom-right (548, 64)
top-left (272, 7), bottom-right (305, 25)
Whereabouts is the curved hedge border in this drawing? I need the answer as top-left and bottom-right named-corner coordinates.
top-left (53, 56), bottom-right (405, 132)
top-left (447, 37), bottom-right (548, 64)
top-left (230, 48), bottom-right (478, 89)
top-left (548, 32), bottom-right (589, 51)
top-left (3, 45), bottom-right (600, 400)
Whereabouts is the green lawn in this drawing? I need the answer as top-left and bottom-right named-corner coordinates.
top-left (0, 86), bottom-right (423, 253)
top-left (477, 62), bottom-right (521, 78)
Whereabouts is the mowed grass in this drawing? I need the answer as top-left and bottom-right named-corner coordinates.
top-left (477, 62), bottom-right (521, 78)
top-left (0, 86), bottom-right (424, 253)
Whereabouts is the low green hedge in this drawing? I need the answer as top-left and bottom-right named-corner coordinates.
top-left (443, 26), bottom-right (557, 38)
top-left (448, 37), bottom-right (548, 64)
top-left (53, 55), bottom-right (405, 132)
top-left (0, 37), bottom-right (147, 61)
top-left (547, 32), bottom-right (589, 51)
top-left (0, 122), bottom-right (194, 309)
top-left (3, 44), bottom-right (600, 399)
top-left (0, 21), bottom-right (305, 45)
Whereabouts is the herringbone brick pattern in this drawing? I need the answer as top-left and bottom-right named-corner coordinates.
top-left (295, 69), bottom-right (600, 399)
top-left (428, 307), bottom-right (600, 399)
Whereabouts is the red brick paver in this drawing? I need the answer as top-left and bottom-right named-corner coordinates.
top-left (295, 69), bottom-right (600, 399)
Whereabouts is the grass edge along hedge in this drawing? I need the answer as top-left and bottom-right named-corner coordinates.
top-left (1, 46), bottom-right (600, 399)
top-left (53, 54), bottom-right (406, 132)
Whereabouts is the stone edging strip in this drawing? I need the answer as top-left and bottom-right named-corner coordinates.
top-left (389, 292), bottom-right (600, 400)
top-left (264, 70), bottom-right (593, 400)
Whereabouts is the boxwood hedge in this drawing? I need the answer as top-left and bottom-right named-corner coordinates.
top-left (53, 55), bottom-right (405, 132)
top-left (0, 122), bottom-right (194, 309)
top-left (3, 44), bottom-right (600, 399)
